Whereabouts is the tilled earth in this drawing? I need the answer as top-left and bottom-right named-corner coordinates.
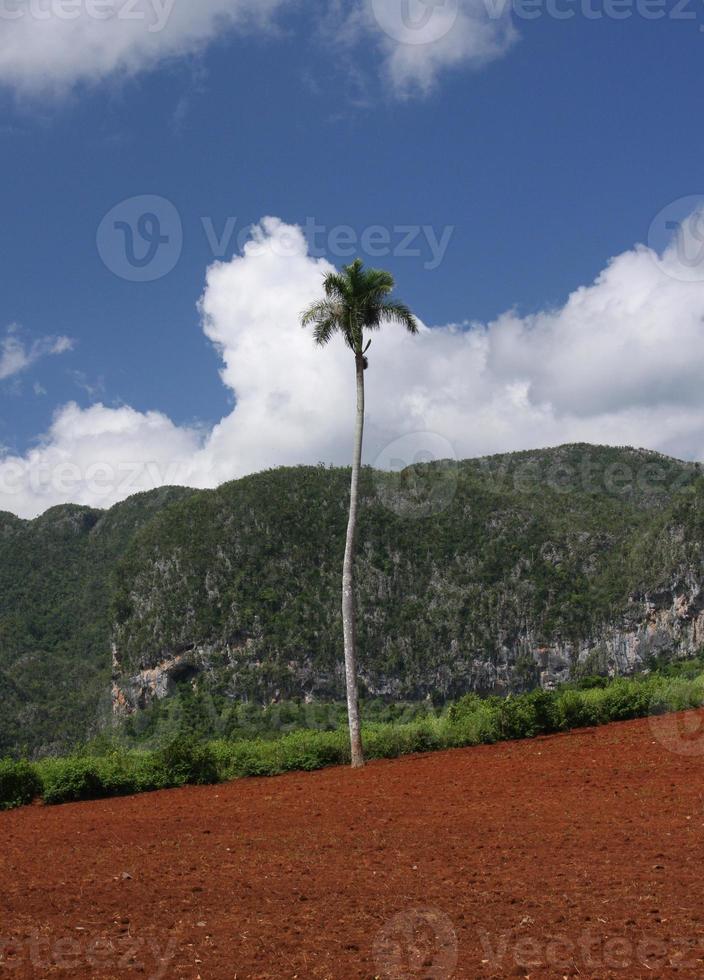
top-left (2, 710), bottom-right (704, 978)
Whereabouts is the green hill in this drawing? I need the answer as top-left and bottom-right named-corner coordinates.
top-left (0, 487), bottom-right (195, 756)
top-left (2, 444), bottom-right (704, 757)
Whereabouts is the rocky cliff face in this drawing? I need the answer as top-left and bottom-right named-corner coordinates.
top-left (535, 581), bottom-right (704, 689)
top-left (111, 580), bottom-right (704, 716)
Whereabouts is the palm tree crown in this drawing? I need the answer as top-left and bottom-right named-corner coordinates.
top-left (301, 258), bottom-right (418, 360)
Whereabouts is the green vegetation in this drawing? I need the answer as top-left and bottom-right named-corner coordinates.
top-left (2, 444), bottom-right (704, 759)
top-left (0, 487), bottom-right (195, 757)
top-left (2, 664), bottom-right (704, 811)
top-left (155, 736), bottom-right (219, 786)
top-left (118, 685), bottom-right (437, 747)
top-left (0, 759), bottom-right (42, 810)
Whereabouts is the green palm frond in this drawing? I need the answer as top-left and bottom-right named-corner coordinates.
top-left (322, 272), bottom-right (351, 304)
top-left (300, 300), bottom-right (344, 346)
top-left (301, 258), bottom-right (418, 358)
top-left (378, 299), bottom-right (419, 333)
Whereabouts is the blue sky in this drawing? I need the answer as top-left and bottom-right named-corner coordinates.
top-left (1, 1), bottom-right (703, 516)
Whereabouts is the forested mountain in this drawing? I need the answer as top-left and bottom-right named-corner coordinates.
top-left (0, 488), bottom-right (195, 756)
top-left (2, 445), bottom-right (704, 757)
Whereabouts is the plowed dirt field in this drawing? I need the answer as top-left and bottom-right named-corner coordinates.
top-left (3, 711), bottom-right (704, 978)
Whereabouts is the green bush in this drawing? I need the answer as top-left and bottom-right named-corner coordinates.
top-left (274, 730), bottom-right (348, 772)
top-left (442, 701), bottom-right (499, 747)
top-left (93, 750), bottom-right (167, 795)
top-left (155, 736), bottom-right (220, 787)
top-left (38, 741), bottom-right (221, 805)
top-left (0, 759), bottom-right (41, 810)
top-left (214, 739), bottom-right (282, 778)
top-left (362, 724), bottom-right (408, 759)
top-left (362, 719), bottom-right (446, 759)
top-left (212, 730), bottom-right (350, 779)
top-left (600, 681), bottom-right (648, 721)
top-left (125, 753), bottom-right (170, 793)
top-left (37, 750), bottom-right (165, 805)
top-left (39, 758), bottom-right (106, 805)
top-left (446, 693), bottom-right (482, 725)
top-left (404, 719), bottom-right (443, 753)
top-left (491, 695), bottom-right (538, 741)
top-left (574, 674), bottom-right (609, 690)
top-left (528, 690), bottom-right (561, 734)
top-left (556, 690), bottom-right (601, 730)
top-left (649, 677), bottom-right (704, 715)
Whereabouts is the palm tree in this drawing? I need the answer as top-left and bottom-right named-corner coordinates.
top-left (301, 258), bottom-right (418, 767)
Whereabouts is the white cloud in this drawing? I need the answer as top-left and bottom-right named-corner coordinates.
top-left (0, 326), bottom-right (73, 381)
top-left (0, 0), bottom-right (515, 98)
top-left (195, 219), bottom-right (346, 483)
top-left (0, 402), bottom-right (202, 514)
top-left (0, 0), bottom-right (288, 95)
top-left (3, 213), bottom-right (704, 519)
top-left (361, 0), bottom-right (517, 95)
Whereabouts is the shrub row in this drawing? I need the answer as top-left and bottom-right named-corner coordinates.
top-left (0, 759), bottom-right (42, 810)
top-left (33, 737), bottom-right (221, 806)
top-left (2, 671), bottom-right (704, 811)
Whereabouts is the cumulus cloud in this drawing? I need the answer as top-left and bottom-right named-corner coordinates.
top-left (2, 213), bottom-right (704, 519)
top-left (0, 326), bottom-right (73, 381)
top-left (0, 0), bottom-right (515, 98)
top-left (0, 402), bottom-right (202, 514)
top-left (0, 0), bottom-right (288, 95)
top-left (358, 0), bottom-right (517, 95)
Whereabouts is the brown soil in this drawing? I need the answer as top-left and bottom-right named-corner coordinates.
top-left (2, 712), bottom-right (704, 979)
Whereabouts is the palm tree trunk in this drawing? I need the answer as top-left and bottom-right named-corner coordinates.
top-left (342, 351), bottom-right (365, 768)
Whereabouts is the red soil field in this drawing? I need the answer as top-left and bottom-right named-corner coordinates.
top-left (3, 711), bottom-right (704, 979)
